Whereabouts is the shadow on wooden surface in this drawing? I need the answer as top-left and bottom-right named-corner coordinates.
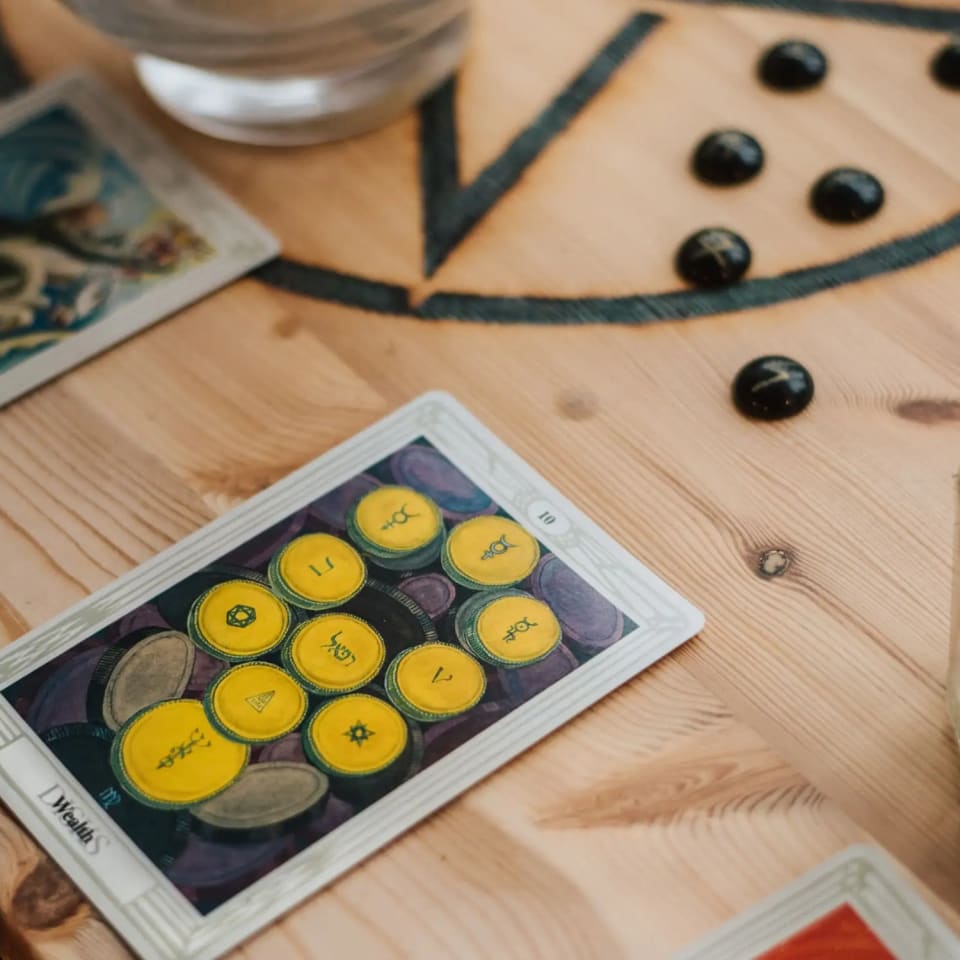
top-left (0, 912), bottom-right (37, 960)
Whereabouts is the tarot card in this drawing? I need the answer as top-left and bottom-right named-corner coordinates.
top-left (0, 69), bottom-right (278, 407)
top-left (674, 845), bottom-right (960, 959)
top-left (0, 392), bottom-right (702, 960)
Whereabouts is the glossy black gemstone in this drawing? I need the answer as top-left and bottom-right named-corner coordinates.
top-left (759, 40), bottom-right (827, 91)
top-left (732, 356), bottom-right (814, 421)
top-left (675, 227), bottom-right (751, 287)
top-left (931, 39), bottom-right (960, 90)
top-left (811, 167), bottom-right (884, 223)
top-left (692, 130), bottom-right (764, 186)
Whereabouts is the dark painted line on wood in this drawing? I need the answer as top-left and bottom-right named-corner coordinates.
top-left (419, 12), bottom-right (663, 276)
top-left (669, 0), bottom-right (960, 32)
top-left (255, 258), bottom-right (413, 316)
top-left (416, 211), bottom-right (960, 323)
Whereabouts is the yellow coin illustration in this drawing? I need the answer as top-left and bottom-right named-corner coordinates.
top-left (444, 516), bottom-right (540, 588)
top-left (305, 694), bottom-right (409, 777)
top-left (352, 486), bottom-right (442, 553)
top-left (284, 613), bottom-right (386, 695)
top-left (206, 662), bottom-right (308, 743)
top-left (387, 643), bottom-right (486, 721)
top-left (189, 580), bottom-right (291, 661)
top-left (474, 594), bottom-right (561, 666)
top-left (112, 699), bottom-right (249, 809)
top-left (271, 533), bottom-right (366, 609)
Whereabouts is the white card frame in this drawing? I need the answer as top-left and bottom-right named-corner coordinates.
top-left (674, 845), bottom-right (960, 960)
top-left (0, 392), bottom-right (703, 960)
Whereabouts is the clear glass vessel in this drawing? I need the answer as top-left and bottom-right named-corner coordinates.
top-left (60, 0), bottom-right (470, 145)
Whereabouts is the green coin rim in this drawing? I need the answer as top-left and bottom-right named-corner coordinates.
top-left (384, 642), bottom-right (487, 723)
top-left (281, 613), bottom-right (387, 696)
top-left (302, 693), bottom-right (411, 779)
top-left (454, 590), bottom-right (561, 669)
top-left (203, 661), bottom-right (309, 744)
top-left (187, 578), bottom-right (292, 663)
top-left (354, 534), bottom-right (445, 572)
top-left (110, 699), bottom-right (250, 811)
top-left (441, 518), bottom-right (541, 590)
top-left (268, 535), bottom-right (367, 611)
top-left (346, 486), bottom-right (444, 558)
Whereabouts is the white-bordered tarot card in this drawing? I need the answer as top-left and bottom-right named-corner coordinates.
top-left (0, 69), bottom-right (278, 407)
top-left (674, 845), bottom-right (960, 959)
top-left (0, 392), bottom-right (702, 960)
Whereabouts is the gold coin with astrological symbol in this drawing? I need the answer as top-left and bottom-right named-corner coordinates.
top-left (112, 699), bottom-right (249, 809)
top-left (442, 516), bottom-right (540, 589)
top-left (456, 590), bottom-right (561, 667)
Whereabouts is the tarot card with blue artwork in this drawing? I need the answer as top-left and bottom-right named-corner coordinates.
top-left (0, 70), bottom-right (278, 406)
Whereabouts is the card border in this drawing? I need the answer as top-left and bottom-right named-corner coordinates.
top-left (0, 69), bottom-right (279, 408)
top-left (0, 391), bottom-right (703, 960)
top-left (673, 844), bottom-right (960, 960)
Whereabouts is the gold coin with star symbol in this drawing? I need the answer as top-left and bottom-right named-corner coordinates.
top-left (303, 693), bottom-right (409, 778)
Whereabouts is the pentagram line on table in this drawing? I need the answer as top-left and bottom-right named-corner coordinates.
top-left (1, 6), bottom-right (959, 327)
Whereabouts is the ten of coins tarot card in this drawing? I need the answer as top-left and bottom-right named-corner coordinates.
top-left (0, 70), bottom-right (278, 407)
top-left (674, 846), bottom-right (960, 960)
top-left (0, 393), bottom-right (702, 960)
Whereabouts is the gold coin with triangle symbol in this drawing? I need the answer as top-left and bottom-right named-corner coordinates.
top-left (206, 663), bottom-right (307, 744)
top-left (245, 690), bottom-right (275, 714)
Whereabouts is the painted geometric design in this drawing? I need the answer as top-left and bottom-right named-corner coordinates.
top-left (225, 604), bottom-right (257, 628)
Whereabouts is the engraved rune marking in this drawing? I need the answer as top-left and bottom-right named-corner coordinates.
top-left (432, 666), bottom-right (453, 683)
top-left (309, 557), bottom-right (335, 577)
top-left (480, 534), bottom-right (517, 561)
top-left (322, 630), bottom-right (357, 666)
top-left (157, 728), bottom-right (212, 770)
top-left (751, 360), bottom-right (803, 394)
top-left (503, 617), bottom-right (538, 644)
top-left (690, 230), bottom-right (740, 271)
top-left (381, 504), bottom-right (421, 530)
top-left (344, 721), bottom-right (375, 747)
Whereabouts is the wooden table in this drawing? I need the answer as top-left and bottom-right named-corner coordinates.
top-left (2, 0), bottom-right (960, 956)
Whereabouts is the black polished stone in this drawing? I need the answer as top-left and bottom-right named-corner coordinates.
top-left (758, 40), bottom-right (827, 91)
top-left (932, 39), bottom-right (960, 90)
top-left (811, 167), bottom-right (884, 223)
top-left (675, 227), bottom-right (752, 287)
top-left (732, 356), bottom-right (814, 421)
top-left (692, 130), bottom-right (764, 186)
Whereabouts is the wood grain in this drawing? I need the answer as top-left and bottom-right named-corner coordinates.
top-left (1, 0), bottom-right (960, 956)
